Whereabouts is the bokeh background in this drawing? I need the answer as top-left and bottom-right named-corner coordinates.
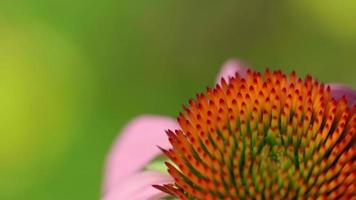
top-left (1, 1), bottom-right (355, 199)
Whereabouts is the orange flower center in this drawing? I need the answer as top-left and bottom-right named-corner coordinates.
top-left (154, 69), bottom-right (355, 199)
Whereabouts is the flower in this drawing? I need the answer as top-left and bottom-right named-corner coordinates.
top-left (102, 60), bottom-right (356, 200)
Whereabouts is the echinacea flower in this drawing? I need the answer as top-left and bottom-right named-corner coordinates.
top-left (102, 60), bottom-right (356, 200)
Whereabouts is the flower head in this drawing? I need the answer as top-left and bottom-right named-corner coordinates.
top-left (155, 69), bottom-right (355, 199)
top-left (102, 60), bottom-right (356, 200)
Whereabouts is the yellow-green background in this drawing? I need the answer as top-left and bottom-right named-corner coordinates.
top-left (1, 1), bottom-right (355, 199)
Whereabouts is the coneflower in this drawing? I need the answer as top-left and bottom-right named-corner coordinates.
top-left (154, 69), bottom-right (355, 199)
top-left (102, 60), bottom-right (356, 200)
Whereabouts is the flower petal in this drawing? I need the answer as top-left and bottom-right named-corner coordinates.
top-left (103, 115), bottom-right (179, 192)
top-left (329, 83), bottom-right (356, 105)
top-left (215, 58), bottom-right (249, 84)
top-left (102, 171), bottom-right (172, 200)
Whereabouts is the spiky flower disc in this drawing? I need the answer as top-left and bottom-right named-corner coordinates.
top-left (154, 69), bottom-right (356, 199)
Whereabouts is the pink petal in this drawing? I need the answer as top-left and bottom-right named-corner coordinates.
top-left (329, 83), bottom-right (356, 105)
top-left (215, 58), bottom-right (249, 84)
top-left (102, 171), bottom-right (172, 200)
top-left (103, 115), bottom-right (179, 193)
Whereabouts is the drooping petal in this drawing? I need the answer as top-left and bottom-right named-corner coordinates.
top-left (215, 59), bottom-right (249, 84)
top-left (103, 115), bottom-right (179, 193)
top-left (329, 83), bottom-right (356, 105)
top-left (102, 171), bottom-right (172, 200)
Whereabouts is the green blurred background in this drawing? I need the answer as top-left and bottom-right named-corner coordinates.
top-left (0, 1), bottom-right (355, 199)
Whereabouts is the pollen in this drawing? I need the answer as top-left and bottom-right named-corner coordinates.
top-left (154, 69), bottom-right (355, 199)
